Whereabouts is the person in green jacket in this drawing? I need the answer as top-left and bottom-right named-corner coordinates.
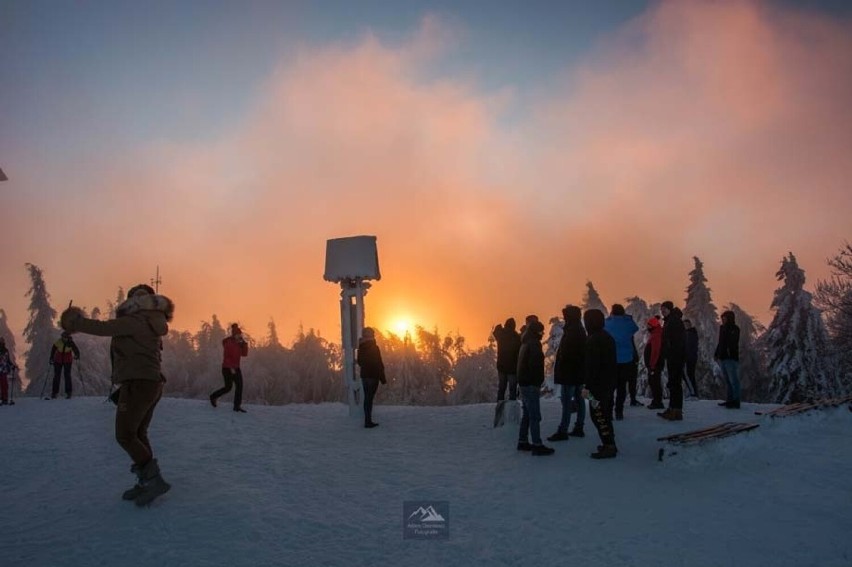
top-left (61, 284), bottom-right (174, 506)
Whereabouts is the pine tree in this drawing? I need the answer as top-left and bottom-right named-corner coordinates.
top-left (815, 242), bottom-right (852, 394)
top-left (22, 264), bottom-right (58, 395)
top-left (725, 303), bottom-right (768, 402)
top-left (682, 257), bottom-right (722, 398)
top-left (582, 281), bottom-right (608, 316)
top-left (624, 296), bottom-right (653, 397)
top-left (762, 253), bottom-right (837, 403)
top-left (0, 309), bottom-right (17, 360)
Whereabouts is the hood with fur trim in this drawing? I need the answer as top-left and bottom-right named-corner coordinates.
top-left (116, 293), bottom-right (175, 322)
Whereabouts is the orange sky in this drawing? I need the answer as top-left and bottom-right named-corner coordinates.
top-left (2, 1), bottom-right (851, 347)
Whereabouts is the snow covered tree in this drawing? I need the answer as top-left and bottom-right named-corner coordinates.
top-left (815, 242), bottom-right (852, 394)
top-left (542, 315), bottom-right (563, 397)
top-left (624, 296), bottom-right (653, 397)
top-left (725, 303), bottom-right (768, 402)
top-left (762, 253), bottom-right (838, 403)
top-left (582, 281), bottom-right (608, 316)
top-left (682, 257), bottom-right (723, 398)
top-left (23, 264), bottom-right (58, 394)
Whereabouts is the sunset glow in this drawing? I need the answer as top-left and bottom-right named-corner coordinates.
top-left (1, 0), bottom-right (850, 348)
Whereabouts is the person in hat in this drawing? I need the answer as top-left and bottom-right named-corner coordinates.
top-left (210, 323), bottom-right (249, 412)
top-left (547, 305), bottom-right (587, 441)
top-left (356, 327), bottom-right (386, 428)
top-left (715, 310), bottom-right (741, 409)
top-left (60, 283), bottom-right (174, 506)
top-left (583, 309), bottom-right (619, 459)
top-left (493, 318), bottom-right (521, 402)
top-left (604, 304), bottom-right (639, 421)
top-left (0, 337), bottom-right (18, 405)
top-left (644, 316), bottom-right (665, 409)
top-left (49, 331), bottom-right (80, 399)
top-left (658, 300), bottom-right (686, 421)
top-left (516, 319), bottom-right (554, 456)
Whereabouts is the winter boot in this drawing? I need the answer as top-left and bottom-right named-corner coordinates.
top-left (658, 408), bottom-right (683, 421)
top-left (725, 401), bottom-right (741, 409)
top-left (615, 410), bottom-right (624, 421)
top-left (647, 401), bottom-right (664, 410)
top-left (517, 441), bottom-right (533, 451)
top-left (718, 401), bottom-right (729, 407)
top-left (590, 444), bottom-right (618, 459)
top-left (122, 464), bottom-right (145, 501)
top-left (531, 444), bottom-right (555, 456)
top-left (568, 425), bottom-right (585, 438)
top-left (134, 459), bottom-right (171, 507)
top-left (365, 421), bottom-right (379, 428)
top-left (233, 407), bottom-right (247, 413)
top-left (629, 400), bottom-right (644, 407)
top-left (209, 395), bottom-right (217, 408)
top-left (546, 430), bottom-right (569, 442)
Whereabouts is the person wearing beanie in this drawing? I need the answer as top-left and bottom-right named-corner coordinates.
top-left (357, 327), bottom-right (386, 428)
top-left (60, 283), bottom-right (174, 506)
top-left (715, 310), bottom-right (741, 409)
top-left (604, 304), bottom-right (639, 420)
top-left (583, 309), bottom-right (618, 459)
top-left (547, 305), bottom-right (587, 441)
top-left (659, 301), bottom-right (686, 421)
top-left (644, 317), bottom-right (665, 409)
top-left (210, 323), bottom-right (249, 412)
top-left (493, 318), bottom-right (521, 402)
top-left (48, 331), bottom-right (80, 399)
top-left (516, 319), bottom-right (554, 456)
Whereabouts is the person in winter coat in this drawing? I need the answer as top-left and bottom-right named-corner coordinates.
top-left (659, 301), bottom-right (686, 421)
top-left (356, 327), bottom-right (386, 428)
top-left (583, 309), bottom-right (618, 459)
top-left (0, 337), bottom-right (18, 405)
top-left (516, 319), bottom-right (554, 456)
top-left (60, 284), bottom-right (173, 507)
top-left (49, 332), bottom-right (80, 399)
top-left (714, 310), bottom-right (741, 409)
top-left (683, 319), bottom-right (699, 398)
top-left (547, 305), bottom-right (587, 441)
top-left (210, 323), bottom-right (249, 412)
top-left (604, 304), bottom-right (639, 420)
top-left (644, 317), bottom-right (665, 409)
top-left (493, 318), bottom-right (521, 401)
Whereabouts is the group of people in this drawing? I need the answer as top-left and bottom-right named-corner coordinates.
top-left (492, 301), bottom-right (743, 459)
top-left (45, 278), bottom-right (740, 506)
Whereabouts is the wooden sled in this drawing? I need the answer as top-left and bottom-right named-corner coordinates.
top-left (754, 395), bottom-right (852, 418)
top-left (657, 421), bottom-right (759, 461)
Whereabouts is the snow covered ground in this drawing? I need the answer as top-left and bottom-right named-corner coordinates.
top-left (2, 396), bottom-right (851, 567)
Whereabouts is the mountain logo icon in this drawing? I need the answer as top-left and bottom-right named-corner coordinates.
top-left (407, 506), bottom-right (446, 523)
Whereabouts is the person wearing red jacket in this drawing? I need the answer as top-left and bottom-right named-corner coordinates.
top-left (50, 332), bottom-right (80, 399)
top-left (644, 317), bottom-right (665, 410)
top-left (210, 323), bottom-right (249, 412)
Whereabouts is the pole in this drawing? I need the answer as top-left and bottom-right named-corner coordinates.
top-left (40, 364), bottom-right (53, 400)
top-left (76, 365), bottom-right (87, 396)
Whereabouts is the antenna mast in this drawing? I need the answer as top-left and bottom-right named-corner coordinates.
top-left (151, 265), bottom-right (162, 293)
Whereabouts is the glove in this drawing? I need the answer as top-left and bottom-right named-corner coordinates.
top-left (60, 307), bottom-right (85, 332)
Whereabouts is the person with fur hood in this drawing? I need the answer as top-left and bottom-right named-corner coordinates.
top-left (60, 284), bottom-right (173, 507)
top-left (547, 305), bottom-right (587, 441)
top-left (582, 309), bottom-right (618, 459)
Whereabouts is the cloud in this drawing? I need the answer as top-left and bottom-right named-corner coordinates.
top-left (2, 2), bottom-right (850, 344)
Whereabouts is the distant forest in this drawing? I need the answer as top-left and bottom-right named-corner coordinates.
top-left (3, 243), bottom-right (850, 406)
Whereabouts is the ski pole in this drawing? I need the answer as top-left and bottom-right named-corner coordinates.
top-left (39, 363), bottom-right (53, 400)
top-left (76, 364), bottom-right (87, 397)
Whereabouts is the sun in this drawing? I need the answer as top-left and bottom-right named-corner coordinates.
top-left (391, 318), bottom-right (415, 336)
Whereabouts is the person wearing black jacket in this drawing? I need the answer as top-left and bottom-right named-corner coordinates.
top-left (714, 311), bottom-right (741, 409)
top-left (356, 327), bottom-right (386, 428)
top-left (547, 305), bottom-right (587, 441)
top-left (583, 309), bottom-right (618, 459)
top-left (493, 318), bottom-right (521, 401)
top-left (516, 319), bottom-right (554, 456)
top-left (683, 319), bottom-right (699, 398)
top-left (659, 301), bottom-right (686, 421)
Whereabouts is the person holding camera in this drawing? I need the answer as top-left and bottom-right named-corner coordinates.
top-left (60, 284), bottom-right (174, 506)
top-left (210, 323), bottom-right (249, 412)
